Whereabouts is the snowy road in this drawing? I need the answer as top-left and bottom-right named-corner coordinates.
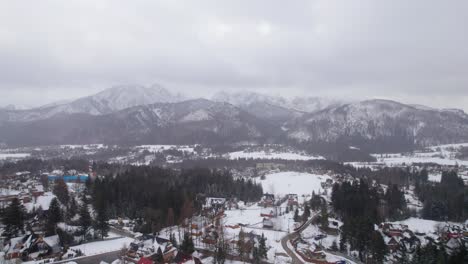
top-left (280, 218), bottom-right (315, 264)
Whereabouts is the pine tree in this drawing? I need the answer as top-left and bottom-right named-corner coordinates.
top-left (180, 233), bottom-right (195, 254)
top-left (252, 246), bottom-right (261, 264)
top-left (257, 233), bottom-right (267, 259)
top-left (237, 230), bottom-right (248, 261)
top-left (46, 198), bottom-right (62, 236)
top-left (67, 197), bottom-right (78, 220)
top-left (1, 198), bottom-right (25, 237)
top-left (331, 241), bottom-right (339, 252)
top-left (166, 208), bottom-right (175, 227)
top-left (293, 209), bottom-right (300, 222)
top-left (369, 231), bottom-right (387, 263)
top-left (448, 242), bottom-right (467, 264)
top-left (94, 202), bottom-right (109, 239)
top-left (320, 203), bottom-right (329, 230)
top-left (53, 178), bottom-right (70, 205)
top-left (154, 247), bottom-right (164, 263)
top-left (339, 234), bottom-right (347, 252)
top-left (214, 238), bottom-right (227, 264)
top-left (302, 204), bottom-right (311, 222)
top-left (180, 232), bottom-right (195, 255)
top-left (170, 233), bottom-right (178, 248)
top-left (78, 204), bottom-right (92, 239)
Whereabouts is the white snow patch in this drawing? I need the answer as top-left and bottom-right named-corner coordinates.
top-left (70, 237), bottom-right (134, 256)
top-left (228, 151), bottom-right (323, 161)
top-left (260, 171), bottom-right (331, 196)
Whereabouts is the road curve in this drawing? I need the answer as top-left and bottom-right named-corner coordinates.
top-left (280, 218), bottom-right (315, 264)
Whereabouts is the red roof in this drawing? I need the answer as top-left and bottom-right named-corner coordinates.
top-left (138, 257), bottom-right (153, 264)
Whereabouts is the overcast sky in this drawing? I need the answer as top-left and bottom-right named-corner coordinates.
top-left (1, 0), bottom-right (467, 110)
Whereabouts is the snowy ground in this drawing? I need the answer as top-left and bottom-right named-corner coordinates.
top-left (347, 142), bottom-right (468, 168)
top-left (136, 144), bottom-right (196, 153)
top-left (227, 150), bottom-right (324, 161)
top-left (24, 192), bottom-right (57, 212)
top-left (391, 217), bottom-right (463, 234)
top-left (70, 237), bottom-right (134, 256)
top-left (0, 153), bottom-right (30, 159)
top-left (60, 144), bottom-right (106, 150)
top-left (223, 203), bottom-right (298, 261)
top-left (259, 171), bottom-right (331, 196)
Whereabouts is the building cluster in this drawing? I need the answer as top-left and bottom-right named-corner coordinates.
top-left (377, 222), bottom-right (468, 255)
top-left (0, 168), bottom-right (91, 263)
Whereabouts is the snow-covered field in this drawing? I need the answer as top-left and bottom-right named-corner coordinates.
top-left (60, 144), bottom-right (106, 149)
top-left (371, 154), bottom-right (468, 166)
top-left (137, 145), bottom-right (196, 153)
top-left (0, 153), bottom-right (30, 159)
top-left (391, 217), bottom-right (463, 234)
top-left (223, 203), bottom-right (296, 260)
top-left (227, 151), bottom-right (324, 161)
top-left (348, 142), bottom-right (468, 168)
top-left (260, 171), bottom-right (331, 196)
top-left (70, 237), bottom-right (134, 256)
top-left (24, 192), bottom-right (56, 212)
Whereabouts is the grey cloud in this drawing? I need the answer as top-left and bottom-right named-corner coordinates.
top-left (0, 0), bottom-right (467, 110)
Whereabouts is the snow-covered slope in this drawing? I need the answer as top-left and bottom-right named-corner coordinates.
top-left (212, 91), bottom-right (342, 122)
top-left (212, 91), bottom-right (342, 113)
top-left (1, 84), bottom-right (184, 122)
top-left (287, 99), bottom-right (468, 150)
top-left (0, 99), bottom-right (281, 146)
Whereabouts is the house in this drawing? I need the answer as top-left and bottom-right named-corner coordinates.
top-left (287, 194), bottom-right (299, 207)
top-left (258, 193), bottom-right (275, 207)
top-left (445, 237), bottom-right (462, 254)
top-left (260, 208), bottom-right (275, 218)
top-left (203, 197), bottom-right (226, 212)
top-left (27, 235), bottom-right (61, 260)
top-left (263, 218), bottom-right (274, 229)
top-left (138, 257), bottom-right (153, 264)
top-left (4, 234), bottom-right (59, 261)
top-left (47, 174), bottom-right (89, 183)
top-left (385, 237), bottom-right (400, 252)
top-left (173, 251), bottom-right (202, 264)
top-left (128, 236), bottom-right (176, 262)
top-left (256, 163), bottom-right (285, 171)
top-left (380, 223), bottom-right (408, 237)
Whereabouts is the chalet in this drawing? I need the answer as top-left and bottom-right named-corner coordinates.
top-left (258, 193), bottom-right (275, 207)
top-left (138, 257), bottom-right (153, 264)
top-left (4, 234), bottom-right (60, 261)
top-left (128, 236), bottom-right (176, 262)
top-left (260, 208), bottom-right (275, 218)
top-left (204, 197), bottom-right (226, 209)
top-left (445, 237), bottom-right (462, 254)
top-left (287, 194), bottom-right (299, 207)
top-left (256, 163), bottom-right (285, 171)
top-left (385, 237), bottom-right (400, 252)
top-left (263, 218), bottom-right (274, 229)
top-left (173, 251), bottom-right (202, 264)
top-left (47, 174), bottom-right (89, 183)
top-left (380, 223), bottom-right (408, 237)
top-left (202, 226), bottom-right (218, 245)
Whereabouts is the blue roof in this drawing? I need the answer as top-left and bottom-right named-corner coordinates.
top-left (48, 175), bottom-right (89, 182)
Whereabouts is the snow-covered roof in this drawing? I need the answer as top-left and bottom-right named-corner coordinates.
top-left (43, 235), bottom-right (60, 247)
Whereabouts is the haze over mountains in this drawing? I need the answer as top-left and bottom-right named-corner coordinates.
top-left (1, 84), bottom-right (468, 155)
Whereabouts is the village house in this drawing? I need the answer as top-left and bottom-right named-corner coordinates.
top-left (4, 234), bottom-right (60, 261)
top-left (258, 193), bottom-right (275, 207)
top-left (262, 218), bottom-right (274, 229)
top-left (287, 194), bottom-right (299, 207)
top-left (128, 235), bottom-right (177, 262)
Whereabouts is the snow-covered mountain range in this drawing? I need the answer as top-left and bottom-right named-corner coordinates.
top-left (0, 84), bottom-right (184, 123)
top-left (0, 99), bottom-right (279, 146)
top-left (1, 86), bottom-right (468, 152)
top-left (286, 99), bottom-right (468, 152)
